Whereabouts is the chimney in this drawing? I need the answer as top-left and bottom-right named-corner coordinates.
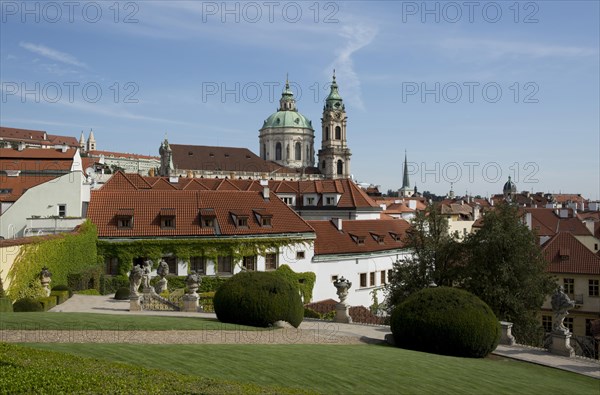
top-left (524, 212), bottom-right (532, 230)
top-left (260, 179), bottom-right (269, 200)
top-left (473, 204), bottom-right (481, 220)
top-left (408, 200), bottom-right (417, 210)
top-left (332, 217), bottom-right (343, 231)
top-left (17, 141), bottom-right (25, 151)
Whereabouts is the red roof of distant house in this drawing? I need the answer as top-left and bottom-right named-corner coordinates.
top-left (542, 232), bottom-right (600, 275)
top-left (0, 126), bottom-right (79, 148)
top-left (524, 208), bottom-right (591, 237)
top-left (0, 148), bottom-right (77, 172)
top-left (89, 189), bottom-right (314, 238)
top-left (98, 172), bottom-right (379, 210)
top-left (308, 219), bottom-right (410, 255)
top-left (87, 150), bottom-right (159, 160)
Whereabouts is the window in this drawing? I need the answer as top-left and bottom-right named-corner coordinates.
top-left (275, 142), bottom-right (282, 160)
top-left (281, 197), bottom-right (294, 206)
top-left (563, 278), bottom-right (575, 294)
top-left (218, 256), bottom-right (233, 274)
top-left (262, 143), bottom-right (266, 160)
top-left (202, 217), bottom-right (215, 228)
top-left (586, 319), bottom-right (594, 337)
top-left (595, 243), bottom-right (598, 250)
top-left (190, 256), bottom-right (205, 274)
top-left (388, 269), bottom-right (393, 282)
top-left (161, 217), bottom-right (175, 229)
top-left (118, 218), bottom-right (132, 228)
top-left (0, 189), bottom-right (12, 194)
top-left (350, 234), bottom-right (365, 245)
top-left (542, 315), bottom-right (552, 333)
top-left (331, 275), bottom-right (339, 282)
top-left (589, 279), bottom-right (599, 296)
top-left (370, 272), bottom-right (376, 287)
top-left (306, 197), bottom-right (315, 205)
top-left (325, 126), bottom-right (329, 140)
top-left (243, 256), bottom-right (256, 271)
top-left (564, 317), bottom-right (574, 333)
top-left (261, 216), bottom-right (272, 227)
top-left (335, 126), bottom-right (341, 140)
top-left (295, 142), bottom-right (301, 160)
top-left (371, 233), bottom-right (385, 244)
top-left (105, 257), bottom-right (119, 275)
top-left (381, 271), bottom-right (386, 285)
top-left (322, 160), bottom-right (325, 169)
top-left (237, 216), bottom-right (248, 227)
top-left (58, 204), bottom-right (66, 217)
top-left (296, 251), bottom-right (305, 260)
top-left (389, 233), bottom-right (399, 242)
top-left (325, 197), bottom-right (335, 206)
top-left (337, 160), bottom-right (343, 175)
top-left (360, 273), bottom-right (367, 288)
top-left (265, 253), bottom-right (278, 270)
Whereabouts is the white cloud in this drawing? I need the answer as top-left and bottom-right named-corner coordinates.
top-left (19, 42), bottom-right (88, 68)
top-left (328, 24), bottom-right (378, 110)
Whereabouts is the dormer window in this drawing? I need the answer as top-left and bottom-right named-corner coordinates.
top-left (116, 208), bottom-right (134, 229)
top-left (200, 208), bottom-right (216, 228)
top-left (325, 197), bottom-right (335, 206)
top-left (389, 232), bottom-right (400, 242)
top-left (559, 247), bottom-right (570, 261)
top-left (230, 211), bottom-right (249, 228)
top-left (350, 234), bottom-right (366, 245)
top-left (238, 217), bottom-right (248, 227)
top-left (371, 233), bottom-right (385, 244)
top-left (254, 209), bottom-right (273, 228)
top-left (160, 208), bottom-right (176, 229)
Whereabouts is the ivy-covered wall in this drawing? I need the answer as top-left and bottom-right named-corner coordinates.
top-left (275, 264), bottom-right (316, 303)
top-left (7, 221), bottom-right (98, 301)
top-left (97, 237), bottom-right (310, 276)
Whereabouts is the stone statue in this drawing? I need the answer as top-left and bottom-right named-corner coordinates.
top-left (185, 271), bottom-right (201, 296)
top-left (129, 265), bottom-right (143, 297)
top-left (155, 259), bottom-right (169, 294)
top-left (39, 267), bottom-right (52, 297)
top-left (551, 286), bottom-right (575, 334)
top-left (333, 277), bottom-right (352, 304)
top-left (141, 260), bottom-right (152, 290)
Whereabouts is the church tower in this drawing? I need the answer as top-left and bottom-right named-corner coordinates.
top-left (318, 71), bottom-right (351, 179)
top-left (79, 131), bottom-right (86, 153)
top-left (399, 151), bottom-right (412, 197)
top-left (86, 129), bottom-right (96, 151)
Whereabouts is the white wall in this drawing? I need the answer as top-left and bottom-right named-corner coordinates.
top-left (0, 172), bottom-right (89, 239)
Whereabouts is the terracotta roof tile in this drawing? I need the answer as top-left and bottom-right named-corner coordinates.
top-left (542, 232), bottom-right (600, 275)
top-left (308, 219), bottom-right (410, 255)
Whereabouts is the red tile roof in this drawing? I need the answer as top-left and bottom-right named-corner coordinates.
top-left (99, 172), bottom-right (379, 209)
top-left (0, 126), bottom-right (79, 148)
top-left (525, 208), bottom-right (591, 237)
top-left (0, 148), bottom-right (77, 173)
top-left (308, 219), bottom-right (410, 255)
top-left (87, 150), bottom-right (159, 160)
top-left (88, 189), bottom-right (315, 238)
top-left (542, 232), bottom-right (600, 275)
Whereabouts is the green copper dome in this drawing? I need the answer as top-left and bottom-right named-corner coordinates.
top-left (324, 70), bottom-right (344, 111)
top-left (261, 110), bottom-right (313, 130)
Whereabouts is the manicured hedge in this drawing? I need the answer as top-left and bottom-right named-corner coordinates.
top-left (39, 296), bottom-right (57, 311)
top-left (114, 287), bottom-right (130, 300)
top-left (391, 287), bottom-right (500, 358)
top-left (52, 284), bottom-right (73, 298)
top-left (50, 290), bottom-right (69, 305)
top-left (214, 271), bottom-right (303, 328)
top-left (13, 298), bottom-right (43, 312)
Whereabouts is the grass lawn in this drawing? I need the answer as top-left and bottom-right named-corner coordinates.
top-left (0, 312), bottom-right (263, 331)
top-left (25, 343), bottom-right (598, 394)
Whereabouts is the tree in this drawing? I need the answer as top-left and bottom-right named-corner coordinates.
top-left (461, 203), bottom-right (555, 345)
top-left (385, 204), bottom-right (463, 310)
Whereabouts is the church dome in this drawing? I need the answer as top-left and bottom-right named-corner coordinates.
top-left (503, 176), bottom-right (517, 195)
top-left (261, 110), bottom-right (313, 130)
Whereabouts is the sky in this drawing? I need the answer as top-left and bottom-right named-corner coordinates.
top-left (1, 1), bottom-right (599, 199)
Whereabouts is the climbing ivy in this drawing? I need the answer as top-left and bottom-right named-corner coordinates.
top-left (97, 237), bottom-right (312, 276)
top-left (275, 264), bottom-right (316, 303)
top-left (7, 221), bottom-right (98, 301)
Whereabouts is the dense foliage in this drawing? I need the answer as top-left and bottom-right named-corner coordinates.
top-left (13, 297), bottom-right (43, 312)
top-left (386, 204), bottom-right (462, 309)
top-left (214, 271), bottom-right (304, 328)
top-left (391, 287), bottom-right (500, 358)
top-left (51, 284), bottom-right (73, 298)
top-left (274, 265), bottom-right (316, 303)
top-left (0, 343), bottom-right (307, 395)
top-left (461, 203), bottom-right (555, 345)
top-left (7, 221), bottom-right (98, 301)
top-left (114, 287), bottom-right (130, 300)
top-left (0, 276), bottom-right (12, 312)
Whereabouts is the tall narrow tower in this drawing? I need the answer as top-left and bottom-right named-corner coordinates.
top-left (399, 151), bottom-right (412, 197)
top-left (79, 131), bottom-right (86, 153)
top-left (317, 71), bottom-right (351, 179)
top-left (87, 129), bottom-right (96, 151)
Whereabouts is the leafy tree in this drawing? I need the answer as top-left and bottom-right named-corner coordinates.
top-left (385, 204), bottom-right (463, 310)
top-left (461, 203), bottom-right (555, 345)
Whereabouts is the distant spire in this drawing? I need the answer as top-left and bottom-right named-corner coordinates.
top-left (401, 150), bottom-right (410, 189)
top-left (279, 74), bottom-right (296, 111)
top-left (325, 69), bottom-right (343, 110)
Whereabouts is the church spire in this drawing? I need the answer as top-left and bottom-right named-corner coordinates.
top-left (278, 74), bottom-right (296, 111)
top-left (402, 150), bottom-right (410, 189)
top-left (324, 69), bottom-right (344, 111)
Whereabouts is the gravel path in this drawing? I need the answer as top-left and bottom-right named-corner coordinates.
top-left (0, 328), bottom-right (365, 345)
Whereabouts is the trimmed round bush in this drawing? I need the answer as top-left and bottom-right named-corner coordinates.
top-left (52, 284), bottom-right (73, 298)
top-left (214, 271), bottom-right (303, 328)
top-left (13, 298), bottom-right (43, 312)
top-left (114, 287), bottom-right (130, 300)
top-left (391, 287), bottom-right (500, 358)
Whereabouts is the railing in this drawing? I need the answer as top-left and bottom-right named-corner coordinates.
top-left (543, 332), bottom-right (599, 360)
top-left (142, 289), bottom-right (182, 311)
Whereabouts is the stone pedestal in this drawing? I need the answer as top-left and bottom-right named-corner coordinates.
top-left (129, 295), bottom-right (142, 312)
top-left (182, 294), bottom-right (199, 312)
top-left (499, 321), bottom-right (516, 345)
top-left (549, 332), bottom-right (575, 357)
top-left (334, 302), bottom-right (352, 323)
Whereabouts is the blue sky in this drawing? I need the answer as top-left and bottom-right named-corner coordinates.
top-left (1, 1), bottom-right (599, 199)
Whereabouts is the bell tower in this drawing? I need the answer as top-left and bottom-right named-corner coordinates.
top-left (318, 71), bottom-right (351, 179)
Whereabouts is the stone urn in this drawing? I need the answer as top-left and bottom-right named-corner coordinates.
top-left (39, 267), bottom-right (52, 297)
top-left (333, 276), bottom-right (352, 323)
top-left (185, 271), bottom-right (201, 296)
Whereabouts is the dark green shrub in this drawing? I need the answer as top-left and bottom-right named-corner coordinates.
top-left (50, 290), bottom-right (69, 305)
top-left (303, 307), bottom-right (321, 319)
top-left (52, 284), bottom-right (73, 298)
top-left (214, 271), bottom-right (303, 328)
top-left (114, 287), bottom-right (130, 300)
top-left (100, 275), bottom-right (129, 295)
top-left (0, 298), bottom-right (13, 312)
top-left (391, 287), bottom-right (500, 358)
top-left (13, 298), bottom-right (43, 312)
top-left (67, 267), bottom-right (102, 292)
top-left (75, 289), bottom-right (101, 296)
top-left (39, 296), bottom-right (58, 311)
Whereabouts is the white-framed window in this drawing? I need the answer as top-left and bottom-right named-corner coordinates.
top-left (58, 204), bottom-right (66, 217)
top-left (589, 279), bottom-right (599, 297)
top-left (296, 251), bottom-right (305, 260)
top-left (359, 273), bottom-right (367, 288)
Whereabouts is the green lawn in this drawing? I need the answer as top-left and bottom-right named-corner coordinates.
top-left (0, 312), bottom-right (263, 331)
top-left (25, 343), bottom-right (598, 395)
top-left (0, 343), bottom-right (309, 394)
